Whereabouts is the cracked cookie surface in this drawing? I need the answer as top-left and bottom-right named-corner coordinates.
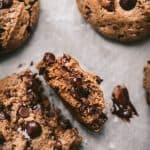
top-left (0, 70), bottom-right (82, 150)
top-left (0, 0), bottom-right (40, 54)
top-left (77, 0), bottom-right (150, 42)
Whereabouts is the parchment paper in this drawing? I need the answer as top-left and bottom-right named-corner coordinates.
top-left (0, 0), bottom-right (150, 150)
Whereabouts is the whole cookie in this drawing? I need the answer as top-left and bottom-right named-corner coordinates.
top-left (0, 0), bottom-right (40, 54)
top-left (77, 0), bottom-right (150, 42)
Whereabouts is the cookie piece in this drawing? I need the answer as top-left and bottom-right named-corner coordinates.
top-left (111, 85), bottom-right (138, 121)
top-left (37, 52), bottom-right (107, 132)
top-left (144, 61), bottom-right (150, 104)
top-left (76, 0), bottom-right (150, 42)
top-left (0, 70), bottom-right (82, 149)
top-left (0, 0), bottom-right (40, 54)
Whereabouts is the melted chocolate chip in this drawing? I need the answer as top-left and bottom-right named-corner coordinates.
top-left (95, 76), bottom-right (103, 84)
top-left (26, 121), bottom-right (42, 139)
top-left (70, 76), bottom-right (82, 87)
top-left (0, 0), bottom-right (13, 9)
top-left (85, 5), bottom-right (92, 17)
top-left (49, 132), bottom-right (57, 140)
top-left (74, 86), bottom-right (90, 98)
top-left (111, 85), bottom-right (138, 121)
top-left (0, 28), bottom-right (5, 34)
top-left (18, 106), bottom-right (29, 118)
top-left (43, 52), bottom-right (56, 65)
top-left (101, 0), bottom-right (115, 12)
top-left (54, 140), bottom-right (62, 150)
top-left (0, 134), bottom-right (5, 145)
top-left (119, 0), bottom-right (137, 10)
top-left (60, 118), bottom-right (72, 130)
top-left (60, 54), bottom-right (71, 66)
top-left (39, 67), bottom-right (46, 75)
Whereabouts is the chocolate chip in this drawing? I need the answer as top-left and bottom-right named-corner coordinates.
top-left (49, 132), bottom-right (57, 140)
top-left (18, 106), bottom-right (29, 118)
top-left (0, 0), bottom-right (13, 9)
top-left (54, 140), bottom-right (62, 150)
top-left (39, 67), bottom-right (46, 75)
top-left (0, 103), bottom-right (5, 111)
top-left (85, 5), bottom-right (92, 17)
top-left (30, 61), bottom-right (34, 66)
top-left (26, 121), bottom-right (42, 139)
top-left (100, 0), bottom-right (115, 12)
top-left (75, 86), bottom-right (90, 98)
top-left (119, 0), bottom-right (137, 10)
top-left (95, 76), bottom-right (103, 84)
top-left (79, 105), bottom-right (89, 116)
top-left (43, 52), bottom-right (56, 65)
top-left (0, 28), bottom-right (5, 34)
top-left (60, 118), bottom-right (72, 130)
top-left (0, 134), bottom-right (5, 145)
top-left (70, 77), bottom-right (82, 87)
top-left (60, 54), bottom-right (71, 66)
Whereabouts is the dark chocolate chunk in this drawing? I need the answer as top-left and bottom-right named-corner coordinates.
top-left (18, 106), bottom-right (29, 118)
top-left (119, 0), bottom-right (137, 10)
top-left (39, 67), bottom-right (46, 75)
top-left (30, 61), bottom-right (34, 66)
top-left (85, 5), bottom-right (92, 17)
top-left (26, 121), bottom-right (42, 139)
top-left (100, 0), bottom-right (115, 12)
top-left (43, 52), bottom-right (56, 65)
top-left (54, 140), bottom-right (62, 150)
top-left (0, 28), bottom-right (5, 34)
top-left (0, 134), bottom-right (5, 145)
top-left (60, 118), bottom-right (72, 130)
top-left (111, 85), bottom-right (138, 121)
top-left (70, 76), bottom-right (82, 87)
top-left (95, 76), bottom-right (103, 84)
top-left (60, 54), bottom-right (71, 66)
top-left (74, 86), bottom-right (90, 98)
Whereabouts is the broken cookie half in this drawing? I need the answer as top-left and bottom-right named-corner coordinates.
top-left (37, 52), bottom-right (107, 132)
top-left (0, 70), bottom-right (82, 149)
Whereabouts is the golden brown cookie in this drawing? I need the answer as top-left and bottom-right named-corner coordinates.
top-left (37, 52), bottom-right (107, 132)
top-left (77, 0), bottom-right (150, 42)
top-left (0, 0), bottom-right (40, 54)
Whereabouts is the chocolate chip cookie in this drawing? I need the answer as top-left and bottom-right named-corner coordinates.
top-left (0, 0), bottom-right (40, 54)
top-left (144, 61), bottom-right (150, 104)
top-left (0, 70), bottom-right (82, 149)
top-left (76, 0), bottom-right (150, 42)
top-left (37, 52), bottom-right (107, 132)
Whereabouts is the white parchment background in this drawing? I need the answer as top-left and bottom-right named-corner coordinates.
top-left (0, 0), bottom-right (150, 150)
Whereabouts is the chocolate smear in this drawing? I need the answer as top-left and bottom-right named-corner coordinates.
top-left (111, 85), bottom-right (138, 121)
